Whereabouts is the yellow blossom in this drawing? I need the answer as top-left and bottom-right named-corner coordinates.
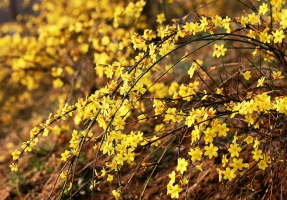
top-left (248, 13), bottom-right (260, 25)
top-left (258, 30), bottom-right (272, 43)
top-left (257, 76), bottom-right (265, 87)
top-left (217, 123), bottom-right (229, 137)
top-left (212, 44), bottom-right (227, 58)
top-left (53, 78), bottom-right (64, 88)
top-left (169, 171), bottom-right (176, 184)
top-left (253, 138), bottom-right (260, 148)
top-left (247, 29), bottom-right (256, 39)
top-left (112, 189), bottom-right (121, 200)
top-left (180, 177), bottom-right (188, 186)
top-left (259, 3), bottom-right (268, 15)
top-left (167, 184), bottom-right (182, 199)
top-left (244, 135), bottom-right (253, 144)
top-left (230, 158), bottom-right (245, 171)
top-left (61, 150), bottom-right (71, 161)
top-left (259, 155), bottom-right (271, 170)
top-left (242, 71), bottom-right (251, 80)
top-left (217, 168), bottom-right (223, 182)
top-left (10, 163), bottom-right (18, 172)
top-left (228, 143), bottom-right (242, 157)
top-left (272, 29), bottom-right (285, 43)
top-left (272, 71), bottom-right (284, 80)
top-left (222, 154), bottom-right (228, 167)
top-left (212, 15), bottom-right (222, 27)
top-left (258, 159), bottom-right (268, 170)
top-left (176, 158), bottom-right (188, 174)
top-left (107, 174), bottom-right (114, 181)
top-left (11, 150), bottom-right (21, 160)
top-left (188, 147), bottom-right (203, 162)
top-left (60, 171), bottom-right (68, 180)
top-left (252, 148), bottom-right (263, 161)
top-left (156, 13), bottom-right (166, 24)
top-left (196, 164), bottom-right (203, 171)
top-left (204, 143), bottom-right (218, 159)
top-left (223, 167), bottom-right (236, 181)
top-left (216, 88), bottom-right (223, 94)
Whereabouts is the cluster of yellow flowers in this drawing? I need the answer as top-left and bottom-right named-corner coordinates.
top-left (5, 0), bottom-right (287, 199)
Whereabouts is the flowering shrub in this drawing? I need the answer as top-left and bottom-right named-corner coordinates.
top-left (2, 0), bottom-right (287, 199)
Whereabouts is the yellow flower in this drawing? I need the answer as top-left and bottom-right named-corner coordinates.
top-left (212, 44), bottom-right (227, 58)
top-left (60, 171), bottom-right (68, 180)
top-left (272, 71), bottom-right (284, 80)
top-left (101, 168), bottom-right (106, 176)
top-left (248, 13), bottom-right (260, 25)
top-left (176, 158), bottom-right (188, 174)
top-left (242, 71), bottom-right (251, 80)
top-left (247, 29), bottom-right (256, 39)
top-left (253, 138), bottom-right (260, 148)
top-left (61, 150), bottom-right (71, 161)
top-left (252, 148), bottom-right (263, 161)
top-left (113, 154), bottom-right (124, 165)
top-left (230, 158), bottom-right (245, 171)
top-left (258, 30), bottom-right (272, 43)
top-left (107, 174), bottom-right (114, 182)
top-left (217, 168), bottom-right (223, 182)
top-left (112, 117), bottom-right (125, 130)
top-left (204, 143), bottom-right (218, 159)
top-left (240, 16), bottom-right (248, 27)
top-left (180, 177), bottom-right (188, 186)
top-left (200, 16), bottom-right (208, 31)
top-left (223, 167), bottom-right (236, 181)
top-left (188, 147), bottom-right (203, 162)
top-left (187, 65), bottom-right (196, 78)
top-left (212, 15), bottom-right (222, 27)
top-left (258, 159), bottom-right (268, 170)
top-left (11, 150), bottom-right (21, 160)
top-left (280, 10), bottom-right (287, 29)
top-left (167, 184), bottom-right (182, 199)
top-left (53, 78), bottom-right (64, 88)
top-left (156, 13), bottom-right (166, 24)
top-left (258, 3), bottom-right (268, 15)
top-left (216, 88), bottom-right (223, 94)
top-left (183, 22), bottom-right (200, 35)
top-left (169, 171), bottom-right (176, 184)
top-left (222, 16), bottom-right (231, 33)
top-left (196, 164), bottom-right (203, 171)
top-left (259, 155), bottom-right (271, 170)
top-left (228, 143), bottom-right (242, 157)
top-left (272, 29), bottom-right (285, 43)
top-left (257, 76), bottom-right (265, 87)
top-left (21, 141), bottom-right (32, 152)
top-left (10, 163), bottom-right (18, 172)
top-left (244, 135), bottom-right (253, 144)
top-left (112, 189), bottom-right (121, 200)
top-left (217, 123), bottom-right (229, 137)
top-left (222, 154), bottom-right (228, 167)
